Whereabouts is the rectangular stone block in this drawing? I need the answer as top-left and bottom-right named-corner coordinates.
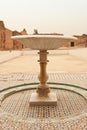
top-left (30, 92), bottom-right (57, 105)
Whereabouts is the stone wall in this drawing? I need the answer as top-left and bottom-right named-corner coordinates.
top-left (74, 34), bottom-right (87, 47)
top-left (5, 29), bottom-right (13, 50)
top-left (0, 21), bottom-right (28, 50)
top-left (0, 21), bottom-right (5, 50)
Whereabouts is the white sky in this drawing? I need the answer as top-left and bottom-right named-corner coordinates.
top-left (0, 0), bottom-right (87, 35)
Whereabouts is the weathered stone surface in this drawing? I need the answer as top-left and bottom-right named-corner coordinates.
top-left (75, 34), bottom-right (87, 47)
top-left (0, 21), bottom-right (28, 50)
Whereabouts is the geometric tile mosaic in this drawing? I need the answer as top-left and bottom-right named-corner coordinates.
top-left (0, 88), bottom-right (87, 129)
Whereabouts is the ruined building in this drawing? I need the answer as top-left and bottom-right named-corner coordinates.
top-left (74, 34), bottom-right (87, 47)
top-left (61, 34), bottom-right (87, 48)
top-left (0, 21), bottom-right (28, 50)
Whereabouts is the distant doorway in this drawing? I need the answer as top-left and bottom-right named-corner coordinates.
top-left (70, 42), bottom-right (74, 47)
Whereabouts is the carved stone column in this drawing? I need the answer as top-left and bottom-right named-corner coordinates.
top-left (37, 50), bottom-right (50, 96)
top-left (30, 50), bottom-right (57, 105)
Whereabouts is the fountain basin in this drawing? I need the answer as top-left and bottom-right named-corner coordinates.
top-left (11, 35), bottom-right (77, 50)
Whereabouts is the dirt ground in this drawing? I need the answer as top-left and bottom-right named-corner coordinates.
top-left (0, 54), bottom-right (87, 73)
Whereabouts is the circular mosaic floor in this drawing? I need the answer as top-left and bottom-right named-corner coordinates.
top-left (0, 87), bottom-right (87, 129)
top-left (2, 89), bottom-right (87, 120)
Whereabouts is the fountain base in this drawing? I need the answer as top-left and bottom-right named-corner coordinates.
top-left (30, 92), bottom-right (57, 105)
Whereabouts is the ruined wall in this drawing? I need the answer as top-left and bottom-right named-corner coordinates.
top-left (12, 29), bottom-right (28, 50)
top-left (5, 29), bottom-right (13, 50)
top-left (0, 21), bottom-right (6, 50)
top-left (75, 34), bottom-right (87, 47)
top-left (0, 21), bottom-right (28, 50)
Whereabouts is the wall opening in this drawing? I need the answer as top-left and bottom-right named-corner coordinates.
top-left (70, 42), bottom-right (74, 47)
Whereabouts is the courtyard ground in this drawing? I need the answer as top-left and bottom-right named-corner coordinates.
top-left (0, 53), bottom-right (87, 73)
top-left (0, 51), bottom-right (87, 130)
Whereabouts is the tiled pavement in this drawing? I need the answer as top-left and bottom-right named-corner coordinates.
top-left (0, 72), bottom-right (87, 129)
top-left (0, 72), bottom-right (87, 90)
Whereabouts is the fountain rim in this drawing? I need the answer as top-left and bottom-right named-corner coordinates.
top-left (11, 34), bottom-right (77, 40)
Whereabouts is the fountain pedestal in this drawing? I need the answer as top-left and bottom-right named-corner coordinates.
top-left (12, 35), bottom-right (77, 106)
top-left (30, 50), bottom-right (57, 105)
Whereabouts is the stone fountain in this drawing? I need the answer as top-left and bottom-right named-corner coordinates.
top-left (12, 35), bottom-right (77, 105)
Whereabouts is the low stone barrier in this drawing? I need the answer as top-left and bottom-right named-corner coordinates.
top-left (0, 51), bottom-right (22, 63)
top-left (69, 48), bottom-right (87, 60)
top-left (0, 48), bottom-right (87, 63)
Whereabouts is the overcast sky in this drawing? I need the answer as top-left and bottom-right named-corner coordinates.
top-left (0, 0), bottom-right (87, 35)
